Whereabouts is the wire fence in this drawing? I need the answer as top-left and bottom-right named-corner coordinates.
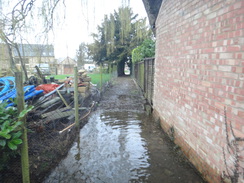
top-left (0, 64), bottom-right (117, 182)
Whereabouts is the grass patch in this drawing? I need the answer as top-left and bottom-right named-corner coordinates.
top-left (46, 74), bottom-right (73, 80)
top-left (46, 73), bottom-right (111, 88)
top-left (88, 73), bottom-right (111, 87)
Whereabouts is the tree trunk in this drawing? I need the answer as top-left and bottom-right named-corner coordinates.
top-left (15, 44), bottom-right (28, 81)
top-left (15, 72), bottom-right (30, 183)
top-left (1, 36), bottom-right (17, 73)
top-left (117, 60), bottom-right (125, 76)
top-left (0, 32), bottom-right (28, 79)
top-left (5, 43), bottom-right (17, 72)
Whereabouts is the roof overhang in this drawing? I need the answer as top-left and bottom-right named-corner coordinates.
top-left (142, 0), bottom-right (163, 35)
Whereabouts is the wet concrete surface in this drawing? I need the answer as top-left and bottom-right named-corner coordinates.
top-left (44, 77), bottom-right (205, 183)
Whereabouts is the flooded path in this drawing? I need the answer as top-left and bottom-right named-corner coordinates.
top-left (44, 77), bottom-right (204, 183)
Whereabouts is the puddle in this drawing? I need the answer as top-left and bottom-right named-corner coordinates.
top-left (44, 110), bottom-right (204, 183)
top-left (44, 77), bottom-right (204, 183)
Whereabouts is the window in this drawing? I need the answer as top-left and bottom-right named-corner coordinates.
top-left (14, 58), bottom-right (29, 64)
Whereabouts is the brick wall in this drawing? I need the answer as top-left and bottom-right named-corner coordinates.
top-left (153, 0), bottom-right (244, 182)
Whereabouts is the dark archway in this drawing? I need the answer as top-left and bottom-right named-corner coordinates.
top-left (117, 60), bottom-right (132, 76)
top-left (117, 60), bottom-right (126, 76)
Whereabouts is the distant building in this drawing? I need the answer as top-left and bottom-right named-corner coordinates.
top-left (13, 44), bottom-right (56, 75)
top-left (57, 57), bottom-right (77, 75)
top-left (84, 64), bottom-right (96, 72)
top-left (0, 44), bottom-right (10, 72)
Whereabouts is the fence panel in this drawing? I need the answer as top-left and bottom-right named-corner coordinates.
top-left (134, 58), bottom-right (155, 106)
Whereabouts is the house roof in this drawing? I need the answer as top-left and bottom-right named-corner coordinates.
top-left (13, 44), bottom-right (54, 57)
top-left (142, 0), bottom-right (163, 35)
top-left (59, 57), bottom-right (77, 65)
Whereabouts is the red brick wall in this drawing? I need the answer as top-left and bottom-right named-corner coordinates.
top-left (153, 0), bottom-right (244, 182)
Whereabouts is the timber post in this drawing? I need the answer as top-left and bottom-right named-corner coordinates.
top-left (74, 67), bottom-right (79, 127)
top-left (15, 71), bottom-right (30, 183)
top-left (100, 63), bottom-right (103, 91)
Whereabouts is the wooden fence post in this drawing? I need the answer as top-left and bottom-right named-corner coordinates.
top-left (109, 63), bottom-right (112, 77)
top-left (100, 63), bottom-right (103, 91)
top-left (74, 67), bottom-right (79, 127)
top-left (15, 72), bottom-right (30, 183)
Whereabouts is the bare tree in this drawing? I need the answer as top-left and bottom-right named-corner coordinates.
top-left (0, 0), bottom-right (39, 78)
top-left (0, 0), bottom-right (64, 80)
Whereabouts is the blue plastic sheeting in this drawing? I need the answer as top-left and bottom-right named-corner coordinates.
top-left (0, 85), bottom-right (35, 101)
top-left (0, 85), bottom-right (43, 107)
top-left (0, 76), bottom-right (44, 107)
top-left (7, 89), bottom-right (44, 107)
top-left (0, 76), bottom-right (15, 97)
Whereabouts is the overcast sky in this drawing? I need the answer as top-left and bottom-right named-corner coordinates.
top-left (1, 0), bottom-right (148, 59)
top-left (53, 0), bottom-right (148, 59)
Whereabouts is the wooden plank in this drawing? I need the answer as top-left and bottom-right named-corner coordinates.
top-left (57, 90), bottom-right (70, 107)
top-left (35, 66), bottom-right (45, 83)
top-left (41, 106), bottom-right (72, 118)
top-left (78, 86), bottom-right (87, 93)
top-left (45, 110), bottom-right (74, 121)
top-left (40, 97), bottom-right (60, 108)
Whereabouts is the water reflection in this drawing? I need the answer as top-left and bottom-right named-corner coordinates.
top-left (44, 110), bottom-right (150, 183)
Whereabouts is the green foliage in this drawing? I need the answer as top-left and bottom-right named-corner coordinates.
top-left (87, 6), bottom-right (153, 75)
top-left (0, 103), bottom-right (33, 170)
top-left (76, 43), bottom-right (89, 68)
top-left (88, 73), bottom-right (111, 88)
top-left (132, 39), bottom-right (155, 63)
top-left (46, 74), bottom-right (73, 80)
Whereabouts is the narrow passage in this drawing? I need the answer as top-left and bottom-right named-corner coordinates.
top-left (44, 77), bottom-right (204, 183)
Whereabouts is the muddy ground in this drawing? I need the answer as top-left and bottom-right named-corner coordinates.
top-left (99, 77), bottom-right (145, 111)
top-left (0, 86), bottom-right (100, 183)
top-left (45, 76), bottom-right (205, 183)
top-left (98, 76), bottom-right (205, 182)
top-left (1, 76), bottom-right (205, 183)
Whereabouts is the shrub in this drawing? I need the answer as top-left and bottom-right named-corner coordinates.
top-left (0, 102), bottom-right (33, 170)
top-left (132, 39), bottom-right (155, 63)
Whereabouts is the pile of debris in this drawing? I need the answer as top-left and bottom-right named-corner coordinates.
top-left (0, 70), bottom-right (94, 133)
top-left (29, 73), bottom-right (93, 132)
top-left (0, 76), bottom-right (44, 107)
top-left (77, 69), bottom-right (91, 96)
top-left (56, 69), bottom-right (92, 96)
top-left (0, 66), bottom-right (102, 182)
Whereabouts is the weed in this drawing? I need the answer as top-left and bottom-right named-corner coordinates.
top-left (168, 126), bottom-right (175, 141)
top-left (221, 107), bottom-right (244, 183)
